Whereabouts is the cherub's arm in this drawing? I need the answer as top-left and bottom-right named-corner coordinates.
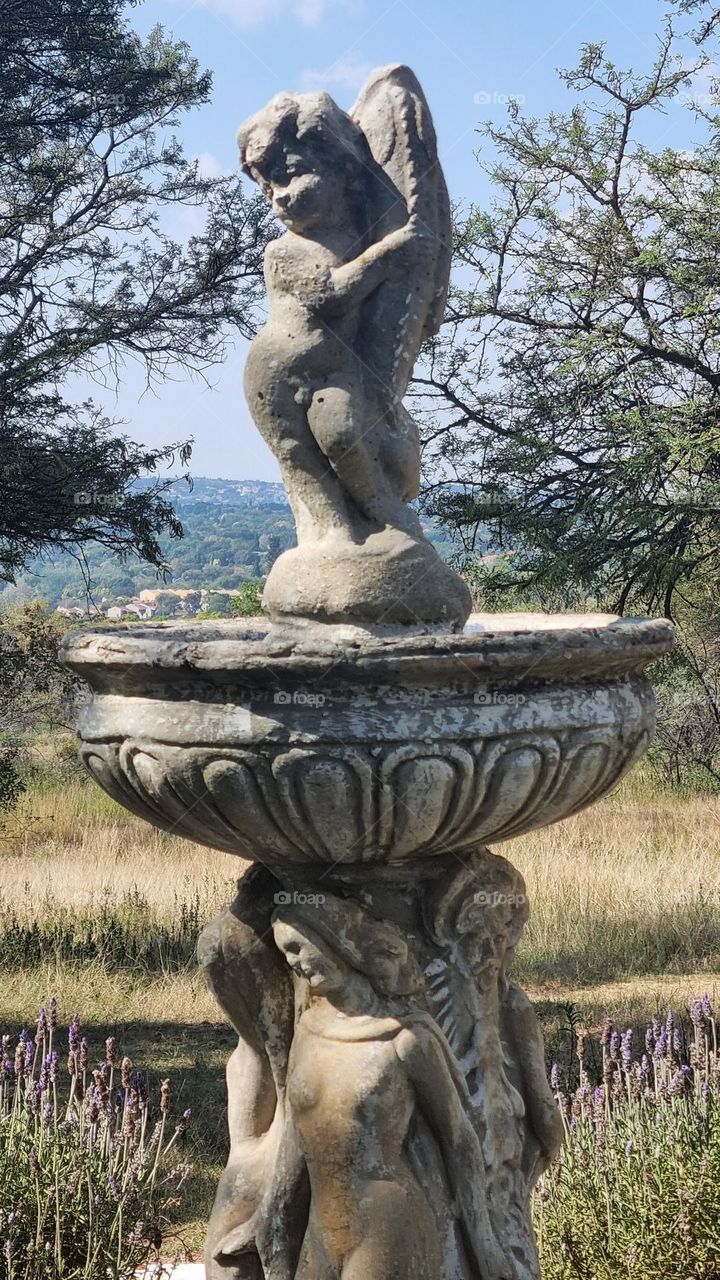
top-left (397, 1025), bottom-right (514, 1280)
top-left (322, 217), bottom-right (431, 313)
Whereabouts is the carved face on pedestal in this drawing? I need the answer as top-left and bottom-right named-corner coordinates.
top-left (272, 896), bottom-right (423, 1004)
top-left (273, 920), bottom-right (346, 994)
top-left (455, 877), bottom-right (530, 981)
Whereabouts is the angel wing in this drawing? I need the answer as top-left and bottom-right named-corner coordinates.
top-left (351, 64), bottom-right (451, 399)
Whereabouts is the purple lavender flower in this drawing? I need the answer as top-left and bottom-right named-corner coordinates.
top-left (654, 1028), bottom-right (668, 1060)
top-left (108, 1174), bottom-right (123, 1203)
top-left (29, 1082), bottom-right (42, 1114)
top-left (651, 1015), bottom-right (662, 1043)
top-left (690, 997), bottom-right (704, 1027)
top-left (35, 1007), bottom-right (47, 1044)
top-left (669, 1070), bottom-right (685, 1098)
top-left (621, 1029), bottom-right (633, 1071)
top-left (48, 1052), bottom-right (59, 1084)
top-left (22, 1033), bottom-right (33, 1076)
top-left (609, 1031), bottom-right (620, 1062)
top-left (68, 1018), bottom-right (80, 1055)
top-left (28, 1147), bottom-right (39, 1176)
top-left (673, 1028), bottom-right (683, 1058)
top-left (48, 998), bottom-right (58, 1032)
top-left (132, 1070), bottom-right (149, 1106)
top-left (666, 1008), bottom-right (675, 1035)
top-left (645, 1025), bottom-right (654, 1054)
top-left (174, 1107), bottom-right (192, 1136)
top-left (42, 1101), bottom-right (53, 1125)
top-left (550, 1062), bottom-right (562, 1091)
top-left (702, 993), bottom-right (715, 1020)
top-left (625, 1139), bottom-right (635, 1156)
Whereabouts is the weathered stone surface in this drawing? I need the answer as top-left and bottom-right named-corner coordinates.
top-left (60, 614), bottom-right (671, 864)
top-left (238, 64), bottom-right (471, 628)
top-left (60, 60), bottom-right (676, 1280)
top-left (198, 852), bottom-right (559, 1280)
top-left (60, 612), bottom-right (673, 1277)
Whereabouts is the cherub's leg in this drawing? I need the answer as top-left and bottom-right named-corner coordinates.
top-left (307, 376), bottom-right (414, 533)
top-left (245, 371), bottom-right (357, 540)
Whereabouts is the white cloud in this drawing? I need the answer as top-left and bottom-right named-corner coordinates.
top-left (298, 55), bottom-right (373, 96)
top-left (186, 0), bottom-right (360, 29)
top-left (196, 151), bottom-right (225, 179)
top-left (681, 58), bottom-right (720, 108)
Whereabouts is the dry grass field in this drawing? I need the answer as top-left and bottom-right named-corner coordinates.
top-left (1, 757), bottom-right (718, 1255)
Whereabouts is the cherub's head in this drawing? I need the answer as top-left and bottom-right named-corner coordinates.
top-left (238, 91), bottom-right (371, 234)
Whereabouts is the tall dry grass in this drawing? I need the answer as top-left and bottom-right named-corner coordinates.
top-left (510, 780), bottom-right (720, 984)
top-left (2, 771), bottom-right (718, 986)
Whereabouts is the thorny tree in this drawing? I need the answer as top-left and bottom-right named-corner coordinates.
top-left (420, 10), bottom-right (720, 623)
top-left (0, 0), bottom-right (273, 583)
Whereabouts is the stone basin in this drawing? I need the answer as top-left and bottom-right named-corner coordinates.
top-left (60, 612), bottom-right (674, 868)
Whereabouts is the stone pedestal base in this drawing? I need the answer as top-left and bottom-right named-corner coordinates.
top-left (199, 850), bottom-right (562, 1280)
top-left (263, 529), bottom-right (473, 629)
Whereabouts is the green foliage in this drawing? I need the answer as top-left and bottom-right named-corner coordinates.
top-left (0, 891), bottom-right (202, 974)
top-left (650, 610), bottom-right (720, 790)
top-left (0, 0), bottom-right (273, 583)
top-left (229, 581), bottom-right (264, 617)
top-left (0, 603), bottom-right (76, 816)
top-left (7, 498), bottom-right (295, 605)
top-left (423, 15), bottom-right (720, 619)
top-left (0, 1004), bottom-right (192, 1279)
top-left (535, 1002), bottom-right (720, 1279)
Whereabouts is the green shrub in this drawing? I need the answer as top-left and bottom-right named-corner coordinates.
top-left (0, 892), bottom-right (202, 974)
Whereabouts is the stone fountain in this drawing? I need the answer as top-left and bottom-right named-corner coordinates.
top-left (61, 65), bottom-right (674, 1280)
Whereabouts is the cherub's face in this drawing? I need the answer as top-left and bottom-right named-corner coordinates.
top-left (273, 920), bottom-right (345, 993)
top-left (249, 141), bottom-right (344, 233)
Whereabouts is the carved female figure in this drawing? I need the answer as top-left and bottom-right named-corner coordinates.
top-left (263, 896), bottom-right (512, 1280)
top-left (425, 851), bottom-right (564, 1280)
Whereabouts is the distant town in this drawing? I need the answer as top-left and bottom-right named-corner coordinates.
top-left (56, 586), bottom-right (258, 622)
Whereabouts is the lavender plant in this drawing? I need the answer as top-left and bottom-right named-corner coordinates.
top-left (0, 1001), bottom-right (192, 1279)
top-left (536, 998), bottom-right (720, 1279)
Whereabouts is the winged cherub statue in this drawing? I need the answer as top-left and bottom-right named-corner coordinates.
top-left (239, 65), bottom-right (472, 629)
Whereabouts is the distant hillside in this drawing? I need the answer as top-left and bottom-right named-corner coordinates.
top-left (134, 476), bottom-right (289, 507)
top-left (2, 477), bottom-right (458, 609)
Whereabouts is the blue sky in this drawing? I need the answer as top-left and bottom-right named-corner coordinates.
top-left (103, 0), bottom-right (706, 481)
